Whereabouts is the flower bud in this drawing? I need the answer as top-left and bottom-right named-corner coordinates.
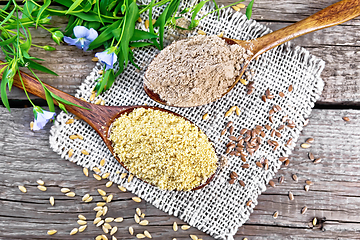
top-left (52, 31), bottom-right (64, 45)
top-left (4, 61), bottom-right (17, 91)
top-left (43, 45), bottom-right (56, 51)
top-left (180, 7), bottom-right (190, 14)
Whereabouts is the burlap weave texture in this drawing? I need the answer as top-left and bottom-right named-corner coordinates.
top-left (49, 2), bottom-right (325, 239)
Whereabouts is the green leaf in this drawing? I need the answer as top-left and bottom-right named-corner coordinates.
top-left (25, 59), bottom-right (58, 76)
top-left (189, 0), bottom-right (209, 29)
top-left (49, 92), bottom-right (88, 110)
top-left (130, 29), bottom-right (158, 41)
top-left (246, 0), bottom-right (255, 20)
top-left (0, 7), bottom-right (15, 27)
top-left (88, 20), bottom-right (121, 50)
top-left (44, 88), bottom-right (55, 112)
top-left (66, 0), bottom-right (84, 14)
top-left (58, 102), bottom-right (68, 114)
top-left (36, 0), bottom-right (51, 28)
top-left (97, 69), bottom-right (114, 95)
top-left (23, 0), bottom-right (37, 20)
top-left (0, 35), bottom-right (16, 46)
top-left (20, 27), bottom-right (32, 53)
top-left (120, 2), bottom-right (139, 67)
top-left (0, 68), bottom-right (10, 112)
top-left (129, 42), bottom-right (154, 48)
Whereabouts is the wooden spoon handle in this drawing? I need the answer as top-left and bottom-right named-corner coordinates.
top-left (251, 0), bottom-right (360, 59)
top-left (0, 62), bottom-right (115, 130)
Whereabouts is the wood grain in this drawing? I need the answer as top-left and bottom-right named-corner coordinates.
top-left (1, 107), bottom-right (359, 239)
top-left (1, 0), bottom-right (360, 104)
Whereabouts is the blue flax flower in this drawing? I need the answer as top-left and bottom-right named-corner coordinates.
top-left (64, 26), bottom-right (98, 51)
top-left (95, 48), bottom-right (118, 70)
top-left (32, 108), bottom-right (56, 131)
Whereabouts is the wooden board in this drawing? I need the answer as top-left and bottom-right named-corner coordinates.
top-left (1, 107), bottom-right (359, 239)
top-left (1, 0), bottom-right (360, 104)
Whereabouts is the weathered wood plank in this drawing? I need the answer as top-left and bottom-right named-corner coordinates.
top-left (0, 107), bottom-right (359, 239)
top-left (1, 0), bottom-right (360, 104)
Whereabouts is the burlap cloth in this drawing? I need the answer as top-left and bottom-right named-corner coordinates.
top-left (49, 1), bottom-right (325, 239)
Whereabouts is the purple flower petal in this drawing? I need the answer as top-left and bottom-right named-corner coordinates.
top-left (87, 28), bottom-right (98, 41)
top-left (82, 39), bottom-right (92, 51)
top-left (73, 26), bottom-right (89, 39)
top-left (63, 36), bottom-right (78, 46)
top-left (33, 110), bottom-right (56, 131)
top-left (95, 50), bottom-right (118, 70)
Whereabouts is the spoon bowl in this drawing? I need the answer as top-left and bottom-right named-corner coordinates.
top-left (144, 0), bottom-right (360, 107)
top-left (0, 62), bottom-right (218, 191)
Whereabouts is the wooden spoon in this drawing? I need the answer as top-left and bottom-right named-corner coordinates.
top-left (144, 0), bottom-right (360, 107)
top-left (0, 64), bottom-right (217, 191)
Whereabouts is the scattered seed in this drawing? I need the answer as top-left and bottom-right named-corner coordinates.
top-left (92, 57), bottom-right (99, 62)
top-left (144, 19), bottom-right (149, 29)
top-left (181, 225), bottom-right (191, 230)
top-left (77, 134), bottom-right (84, 140)
top-left (96, 210), bottom-right (104, 218)
top-left (82, 194), bottom-right (90, 202)
top-left (137, 233), bottom-right (146, 239)
top-left (235, 106), bottom-right (241, 116)
top-left (128, 174), bottom-right (134, 182)
top-left (269, 180), bottom-right (275, 187)
top-left (279, 92), bottom-right (285, 97)
top-left (120, 172), bottom-right (127, 179)
top-left (242, 164), bottom-right (250, 169)
top-left (239, 180), bottom-right (246, 187)
top-left (102, 225), bottom-right (109, 234)
top-left (273, 211), bottom-right (279, 219)
top-left (37, 185), bottom-right (47, 191)
top-left (256, 162), bottom-right (263, 168)
top-left (99, 158), bottom-right (106, 167)
top-left (93, 167), bottom-right (101, 173)
top-left (136, 208), bottom-right (142, 216)
top-left (304, 119), bottom-right (310, 126)
top-left (110, 226), bottom-right (118, 235)
top-left (85, 196), bottom-right (93, 202)
top-left (134, 214), bottom-right (140, 223)
top-left (129, 227), bottom-right (134, 235)
top-left (18, 185), bottom-right (27, 193)
top-left (343, 117), bottom-right (350, 121)
top-left (47, 230), bottom-right (57, 235)
top-left (66, 192), bottom-right (75, 197)
top-left (137, 220), bottom-right (148, 226)
top-left (95, 235), bottom-right (102, 240)
top-left (102, 235), bottom-right (109, 240)
top-left (261, 95), bottom-right (267, 102)
top-left (246, 200), bottom-right (252, 207)
top-left (78, 214), bottom-right (86, 221)
top-left (312, 217), bottom-right (318, 226)
top-left (93, 217), bottom-right (102, 225)
top-left (103, 223), bottom-right (111, 229)
top-left (308, 152), bottom-right (315, 161)
top-left (96, 202), bottom-right (106, 207)
top-left (81, 149), bottom-right (89, 155)
top-left (114, 217), bottom-right (124, 223)
top-left (306, 180), bottom-right (314, 185)
top-left (232, 5), bottom-right (240, 11)
top-left (190, 235), bottom-right (198, 240)
top-left (82, 167), bottom-right (89, 177)
top-left (97, 189), bottom-right (106, 196)
top-left (314, 158), bottom-right (322, 164)
top-left (79, 225), bottom-right (87, 232)
top-left (106, 181), bottom-right (113, 188)
top-left (102, 206), bottom-right (108, 216)
top-left (49, 196), bottom-right (55, 206)
top-left (197, 29), bottom-right (206, 35)
top-left (144, 230), bottom-right (152, 238)
top-left (278, 176), bottom-right (285, 184)
top-left (301, 206), bottom-right (308, 214)
top-left (94, 174), bottom-right (102, 180)
top-left (94, 206), bottom-right (103, 212)
top-left (118, 185), bottom-right (127, 192)
top-left (202, 113), bottom-right (209, 120)
top-left (288, 191), bottom-right (294, 200)
top-left (173, 221), bottom-right (178, 231)
top-left (284, 159), bottom-right (290, 166)
top-left (77, 220), bottom-right (87, 225)
top-left (102, 196), bottom-right (108, 201)
top-left (288, 85), bottom-right (293, 92)
top-left (292, 174), bottom-right (298, 182)
top-left (96, 220), bottom-right (105, 227)
top-left (141, 213), bottom-right (145, 218)
top-left (30, 121), bottom-right (34, 130)
top-left (102, 172), bottom-right (110, 179)
top-left (69, 135), bottom-right (78, 140)
top-left (301, 143), bottom-right (311, 149)
top-left (306, 138), bottom-right (314, 143)
top-left (60, 188), bottom-right (70, 193)
top-left (70, 228), bottom-right (78, 235)
top-left (304, 185), bottom-right (310, 191)
top-left (65, 118), bottom-right (74, 124)
top-left (37, 180), bottom-right (44, 186)
top-left (107, 194), bottom-right (113, 203)
top-left (132, 197), bottom-right (142, 203)
top-left (68, 149), bottom-right (74, 158)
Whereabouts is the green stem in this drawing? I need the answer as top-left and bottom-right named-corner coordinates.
top-left (198, 0), bottom-right (246, 21)
top-left (139, 0), bottom-right (171, 14)
top-left (17, 69), bottom-right (36, 107)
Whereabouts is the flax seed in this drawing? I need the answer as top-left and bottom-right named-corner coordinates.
top-left (256, 162), bottom-right (263, 168)
top-left (267, 94), bottom-right (275, 99)
top-left (37, 179), bottom-right (44, 186)
top-left (246, 200), bottom-right (252, 206)
top-left (284, 159), bottom-right (290, 166)
top-left (100, 158), bottom-right (106, 166)
top-left (343, 117), bottom-right (350, 121)
top-left (85, 196), bottom-right (93, 202)
top-left (96, 220), bottom-right (104, 227)
top-left (110, 226), bottom-right (118, 235)
top-left (81, 149), bottom-right (89, 155)
top-left (242, 163), bottom-right (250, 168)
top-left (102, 172), bottom-right (110, 179)
top-left (221, 129), bottom-right (227, 136)
top-left (173, 221), bottom-right (178, 231)
top-left (103, 206), bottom-right (108, 216)
top-left (70, 228), bottom-right (78, 235)
top-left (107, 194), bottom-right (113, 203)
top-left (197, 30), bottom-right (206, 35)
top-left (304, 185), bottom-right (310, 191)
top-left (77, 220), bottom-right (87, 225)
top-left (261, 95), bottom-right (267, 102)
top-left (240, 78), bottom-right (248, 85)
top-left (114, 217), bottom-right (124, 222)
top-left (235, 106), bottom-right (241, 116)
top-left (301, 143), bottom-right (311, 149)
top-left (269, 180), bottom-right (275, 187)
top-left (308, 152), bottom-right (315, 161)
top-left (37, 185), bottom-right (47, 191)
top-left (92, 57), bottom-right (99, 62)
top-left (301, 206), bottom-right (308, 214)
top-left (190, 235), bottom-right (198, 240)
top-left (128, 174), bottom-right (134, 182)
top-left (288, 191), bottom-right (294, 200)
top-left (118, 185), bottom-right (127, 192)
top-left (202, 113), bottom-right (209, 120)
top-left (273, 211), bottom-right (279, 219)
top-left (269, 116), bottom-right (274, 123)
top-left (230, 171), bottom-right (238, 179)
top-left (132, 197), bottom-right (142, 203)
top-left (239, 180), bottom-right (246, 187)
top-left (83, 167), bottom-right (89, 177)
top-left (232, 5), bottom-right (240, 11)
top-left (61, 188), bottom-right (70, 193)
top-left (312, 217), bottom-right (318, 226)
top-left (66, 192), bottom-right (75, 197)
top-left (292, 174), bottom-right (298, 182)
top-left (314, 158), bottom-right (322, 163)
top-left (120, 172), bottom-right (127, 179)
top-left (279, 176), bottom-right (284, 184)
top-left (139, 220), bottom-right (149, 226)
top-left (94, 174), bottom-right (102, 180)
top-left (288, 85), bottom-right (293, 92)
top-left (306, 138), bottom-right (314, 143)
top-left (279, 92), bottom-right (285, 97)
top-left (49, 196), bottom-right (55, 206)
top-left (79, 225), bottom-right (87, 232)
top-left (93, 167), bottom-right (101, 173)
